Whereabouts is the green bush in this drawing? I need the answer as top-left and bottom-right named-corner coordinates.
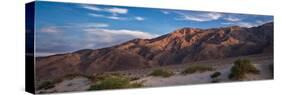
top-left (88, 75), bottom-right (142, 90)
top-left (130, 77), bottom-right (140, 81)
top-left (181, 65), bottom-right (214, 75)
top-left (210, 72), bottom-right (221, 79)
top-left (149, 69), bottom-right (174, 78)
top-left (229, 59), bottom-right (260, 80)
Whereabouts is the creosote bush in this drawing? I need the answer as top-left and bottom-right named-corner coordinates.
top-left (149, 69), bottom-right (174, 78)
top-left (181, 64), bottom-right (214, 75)
top-left (88, 75), bottom-right (142, 90)
top-left (228, 59), bottom-right (260, 80)
top-left (210, 72), bottom-right (221, 79)
top-left (210, 72), bottom-right (221, 83)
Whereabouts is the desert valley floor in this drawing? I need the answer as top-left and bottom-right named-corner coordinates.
top-left (36, 53), bottom-right (273, 93)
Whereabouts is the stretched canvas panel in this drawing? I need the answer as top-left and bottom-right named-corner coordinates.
top-left (26, 1), bottom-right (274, 94)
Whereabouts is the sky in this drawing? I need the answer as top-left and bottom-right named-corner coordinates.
top-left (34, 1), bottom-right (273, 56)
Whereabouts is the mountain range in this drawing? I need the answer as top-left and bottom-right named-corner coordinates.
top-left (36, 22), bottom-right (273, 81)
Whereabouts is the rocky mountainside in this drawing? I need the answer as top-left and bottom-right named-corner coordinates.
top-left (36, 22), bottom-right (273, 81)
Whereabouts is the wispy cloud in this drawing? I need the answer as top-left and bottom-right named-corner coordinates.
top-left (81, 5), bottom-right (102, 11)
top-left (37, 23), bottom-right (159, 56)
top-left (81, 5), bottom-right (128, 20)
top-left (80, 28), bottom-right (159, 51)
top-left (81, 5), bottom-right (128, 15)
top-left (106, 7), bottom-right (128, 15)
top-left (40, 26), bottom-right (61, 33)
top-left (175, 12), bottom-right (223, 22)
top-left (89, 13), bottom-right (126, 20)
top-left (135, 16), bottom-right (145, 21)
top-left (162, 10), bottom-right (170, 15)
top-left (40, 23), bottom-right (110, 32)
top-left (81, 5), bottom-right (147, 21)
top-left (78, 23), bottom-right (109, 28)
top-left (84, 28), bottom-right (158, 40)
top-left (236, 22), bottom-right (257, 28)
top-left (221, 20), bottom-right (272, 28)
top-left (224, 16), bottom-right (241, 22)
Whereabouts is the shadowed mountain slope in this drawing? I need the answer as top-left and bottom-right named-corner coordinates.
top-left (36, 22), bottom-right (273, 81)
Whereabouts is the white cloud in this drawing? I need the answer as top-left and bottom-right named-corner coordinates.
top-left (89, 13), bottom-right (126, 20)
top-left (81, 23), bottom-right (109, 28)
top-left (84, 28), bottom-right (158, 40)
top-left (221, 22), bottom-right (255, 27)
top-left (135, 16), bottom-right (145, 21)
top-left (162, 11), bottom-right (170, 14)
top-left (88, 13), bottom-right (104, 17)
top-left (221, 22), bottom-right (234, 25)
top-left (81, 5), bottom-right (128, 15)
top-left (175, 12), bottom-right (223, 22)
top-left (106, 7), bottom-right (128, 15)
top-left (221, 20), bottom-right (272, 28)
top-left (107, 16), bottom-right (125, 20)
top-left (81, 5), bottom-right (102, 11)
top-left (79, 28), bottom-right (159, 50)
top-left (256, 20), bottom-right (273, 25)
top-left (40, 26), bottom-right (60, 33)
top-left (82, 5), bottom-right (148, 21)
top-left (236, 22), bottom-right (256, 28)
top-left (224, 16), bottom-right (241, 22)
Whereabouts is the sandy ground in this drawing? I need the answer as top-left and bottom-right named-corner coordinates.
top-left (134, 63), bottom-right (272, 87)
top-left (36, 77), bottom-right (92, 93)
top-left (37, 54), bottom-right (273, 93)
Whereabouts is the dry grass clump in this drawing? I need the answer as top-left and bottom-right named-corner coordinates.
top-left (88, 75), bottom-right (142, 90)
top-left (181, 64), bottom-right (214, 75)
top-left (149, 69), bottom-right (174, 78)
top-left (229, 59), bottom-right (260, 80)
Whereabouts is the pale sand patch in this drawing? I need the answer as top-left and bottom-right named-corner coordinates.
top-left (135, 63), bottom-right (272, 87)
top-left (37, 77), bottom-right (91, 93)
top-left (37, 54), bottom-right (273, 93)
top-left (53, 77), bottom-right (91, 92)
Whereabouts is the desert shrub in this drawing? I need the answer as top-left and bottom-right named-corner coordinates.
top-left (228, 59), bottom-right (260, 80)
top-left (63, 74), bottom-right (94, 80)
top-left (130, 77), bottom-right (140, 81)
top-left (37, 80), bottom-right (55, 90)
top-left (210, 72), bottom-right (221, 79)
top-left (149, 69), bottom-right (174, 78)
top-left (88, 75), bottom-right (142, 90)
top-left (127, 82), bottom-right (143, 88)
top-left (181, 65), bottom-right (214, 75)
top-left (94, 73), bottom-right (118, 81)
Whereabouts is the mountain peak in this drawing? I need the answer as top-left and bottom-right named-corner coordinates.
top-left (261, 22), bottom-right (273, 27)
top-left (36, 23), bottom-right (273, 81)
top-left (172, 28), bottom-right (199, 34)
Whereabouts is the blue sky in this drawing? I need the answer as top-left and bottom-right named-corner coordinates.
top-left (34, 1), bottom-right (273, 56)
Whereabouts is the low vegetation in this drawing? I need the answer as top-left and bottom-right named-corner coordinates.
top-left (88, 75), bottom-right (142, 90)
top-left (210, 72), bottom-right (221, 79)
top-left (149, 69), bottom-right (174, 78)
top-left (130, 77), bottom-right (140, 81)
top-left (37, 74), bottom-right (97, 90)
top-left (181, 64), bottom-right (214, 75)
top-left (228, 59), bottom-right (260, 80)
top-left (210, 72), bottom-right (221, 83)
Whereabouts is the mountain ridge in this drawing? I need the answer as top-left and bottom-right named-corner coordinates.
top-left (36, 22), bottom-right (273, 81)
